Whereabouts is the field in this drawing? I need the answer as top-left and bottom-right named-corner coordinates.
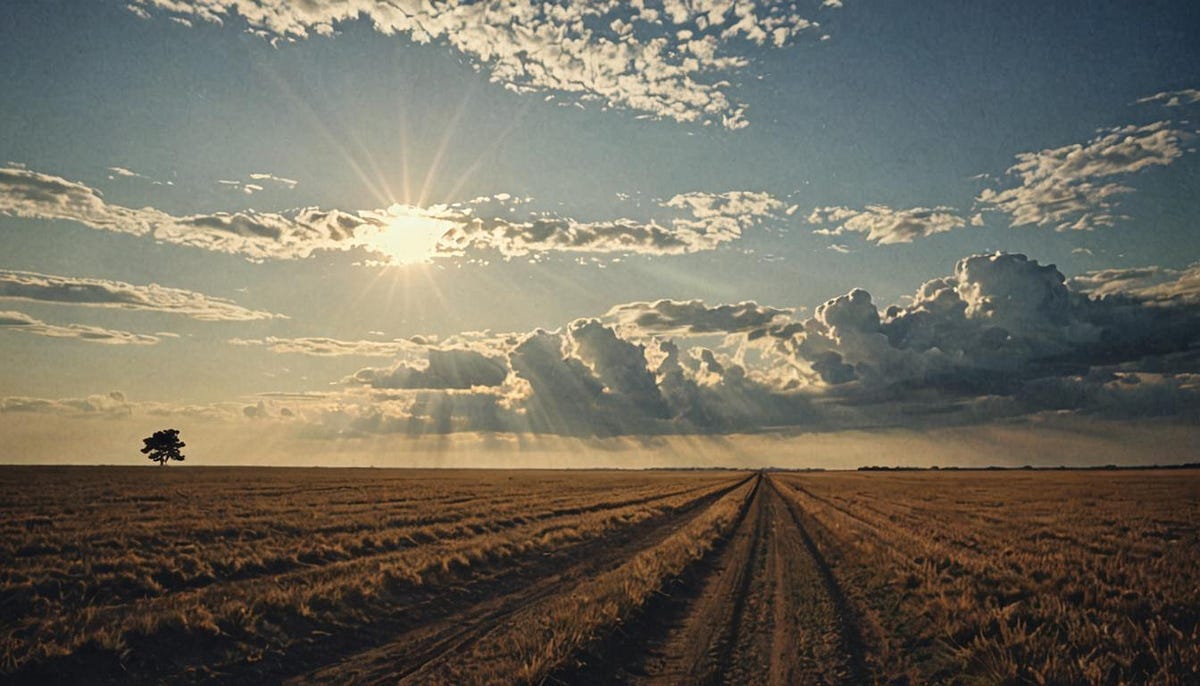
top-left (1, 467), bottom-right (1197, 684)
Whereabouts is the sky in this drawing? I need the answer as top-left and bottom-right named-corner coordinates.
top-left (2, 0), bottom-right (1199, 467)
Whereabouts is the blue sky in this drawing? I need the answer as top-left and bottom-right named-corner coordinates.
top-left (2, 0), bottom-right (1199, 465)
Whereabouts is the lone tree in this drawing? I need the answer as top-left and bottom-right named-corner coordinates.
top-left (141, 429), bottom-right (186, 466)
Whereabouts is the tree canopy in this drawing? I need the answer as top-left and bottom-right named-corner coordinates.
top-left (141, 429), bottom-right (185, 466)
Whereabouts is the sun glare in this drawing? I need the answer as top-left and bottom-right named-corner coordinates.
top-left (362, 205), bottom-right (456, 265)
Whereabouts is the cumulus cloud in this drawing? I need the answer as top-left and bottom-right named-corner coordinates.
top-left (3, 166), bottom-right (778, 262)
top-left (774, 253), bottom-right (1200, 409)
top-left (1135, 88), bottom-right (1200, 108)
top-left (807, 204), bottom-right (968, 244)
top-left (26, 249), bottom-right (1192, 438)
top-left (977, 121), bottom-right (1193, 231)
top-left (124, 0), bottom-right (837, 129)
top-left (0, 310), bottom-right (158, 345)
top-left (0, 270), bottom-right (281, 321)
top-left (607, 298), bottom-right (790, 335)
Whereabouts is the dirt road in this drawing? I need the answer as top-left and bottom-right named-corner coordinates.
top-left (296, 473), bottom-right (867, 685)
top-left (558, 474), bottom-right (865, 685)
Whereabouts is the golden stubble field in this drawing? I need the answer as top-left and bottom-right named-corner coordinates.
top-left (1, 466), bottom-right (1196, 684)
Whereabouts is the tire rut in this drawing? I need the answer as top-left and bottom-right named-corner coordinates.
top-left (285, 474), bottom-right (758, 685)
top-left (552, 473), bottom-right (866, 685)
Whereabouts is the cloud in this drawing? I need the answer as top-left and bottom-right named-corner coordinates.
top-left (1, 390), bottom-right (133, 415)
top-left (230, 336), bottom-right (426, 357)
top-left (778, 253), bottom-right (1200, 403)
top-left (0, 270), bottom-right (282, 321)
top-left (0, 310), bottom-right (158, 345)
top-left (807, 204), bottom-right (968, 244)
top-left (0, 166), bottom-right (161, 236)
top-left (976, 121), bottom-right (1192, 231)
top-left (125, 0), bottom-right (838, 129)
top-left (3, 166), bottom-right (777, 262)
top-left (0, 166), bottom-right (386, 259)
top-left (1068, 263), bottom-right (1200, 305)
top-left (348, 348), bottom-right (510, 390)
top-left (248, 172), bottom-right (298, 189)
top-left (290, 255), bottom-right (1200, 436)
top-left (125, 4), bottom-right (151, 20)
top-left (42, 252), bottom-right (1200, 439)
top-left (606, 298), bottom-right (790, 335)
top-left (1135, 88), bottom-right (1200, 108)
top-left (220, 172), bottom-right (298, 194)
top-left (438, 190), bottom-right (786, 257)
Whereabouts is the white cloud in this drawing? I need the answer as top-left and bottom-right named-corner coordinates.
top-left (1135, 88), bottom-right (1200, 108)
top-left (440, 190), bottom-right (786, 258)
top-left (0, 270), bottom-right (282, 321)
top-left (0, 310), bottom-right (158, 345)
top-left (125, 4), bottom-right (151, 20)
top-left (107, 166), bottom-right (146, 180)
top-left (248, 172), bottom-right (298, 189)
top-left (125, 0), bottom-right (838, 129)
top-left (807, 204), bottom-right (967, 244)
top-left (0, 166), bottom-right (161, 236)
top-left (977, 121), bottom-right (1192, 231)
top-left (3, 166), bottom-right (778, 262)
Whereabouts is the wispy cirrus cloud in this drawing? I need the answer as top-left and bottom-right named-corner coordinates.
top-left (807, 204), bottom-right (970, 244)
top-left (2, 166), bottom-right (783, 262)
top-left (124, 0), bottom-right (838, 129)
top-left (230, 336), bottom-right (426, 357)
top-left (0, 270), bottom-right (283, 321)
top-left (976, 121), bottom-right (1193, 231)
top-left (0, 310), bottom-right (158, 345)
top-left (248, 172), bottom-right (298, 189)
top-left (218, 172), bottom-right (298, 195)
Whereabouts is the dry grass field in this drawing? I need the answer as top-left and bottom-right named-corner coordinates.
top-left (1, 467), bottom-right (1196, 684)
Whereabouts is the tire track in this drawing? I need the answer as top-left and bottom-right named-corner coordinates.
top-left (286, 474), bottom-right (758, 685)
top-left (768, 477), bottom-right (868, 684)
top-left (554, 473), bottom-right (866, 685)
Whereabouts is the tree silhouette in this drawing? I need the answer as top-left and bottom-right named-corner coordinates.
top-left (141, 429), bottom-right (185, 466)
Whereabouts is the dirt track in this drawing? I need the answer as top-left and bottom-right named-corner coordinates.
top-left (557, 474), bottom-right (864, 685)
top-left (6, 468), bottom-right (1197, 685)
top-left (289, 475), bottom-right (757, 685)
top-left (300, 474), bottom-right (867, 685)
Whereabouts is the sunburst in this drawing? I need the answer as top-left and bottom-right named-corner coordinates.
top-left (361, 205), bottom-right (456, 265)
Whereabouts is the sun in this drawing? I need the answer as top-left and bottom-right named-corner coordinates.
top-left (361, 204), bottom-right (457, 265)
